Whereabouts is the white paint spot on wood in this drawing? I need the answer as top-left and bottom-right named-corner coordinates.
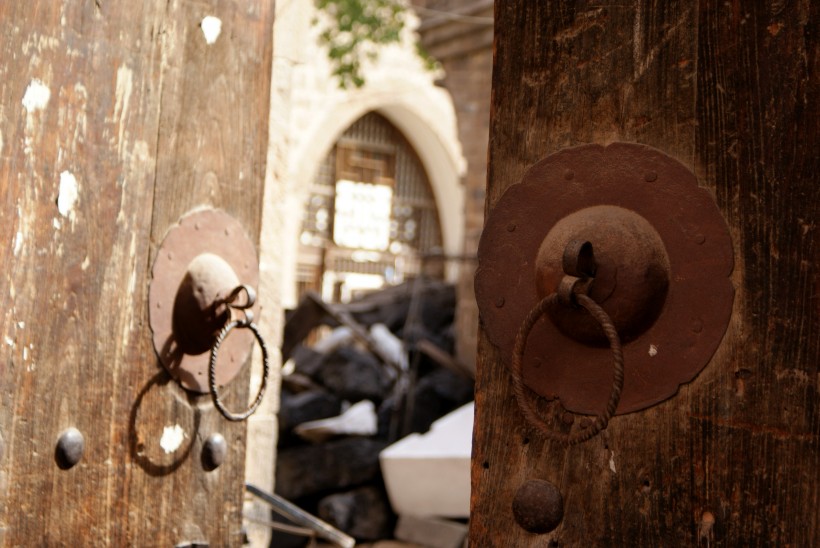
top-left (122, 234), bottom-right (140, 344)
top-left (22, 347), bottom-right (29, 361)
top-left (133, 140), bottom-right (150, 161)
top-left (17, 321), bottom-right (25, 329)
top-left (13, 231), bottom-right (23, 256)
top-left (609, 451), bottom-right (617, 473)
top-left (649, 344), bottom-right (658, 357)
top-left (81, 256), bottom-right (90, 270)
top-left (53, 218), bottom-right (61, 230)
top-left (57, 171), bottom-right (79, 218)
top-left (4, 337), bottom-right (13, 347)
top-left (0, 128), bottom-right (4, 155)
top-left (22, 79), bottom-right (51, 112)
top-left (114, 66), bottom-right (133, 156)
top-left (160, 424), bottom-right (186, 454)
top-left (200, 16), bottom-right (222, 44)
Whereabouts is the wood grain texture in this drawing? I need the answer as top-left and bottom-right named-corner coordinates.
top-left (0, 0), bottom-right (273, 544)
top-left (471, 1), bottom-right (818, 546)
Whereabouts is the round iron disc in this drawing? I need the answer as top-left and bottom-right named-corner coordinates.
top-left (149, 208), bottom-right (260, 393)
top-left (475, 143), bottom-right (734, 414)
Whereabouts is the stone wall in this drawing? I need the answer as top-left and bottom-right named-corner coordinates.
top-left (267, 0), bottom-right (465, 311)
top-left (247, 2), bottom-right (467, 544)
top-left (416, 0), bottom-right (494, 371)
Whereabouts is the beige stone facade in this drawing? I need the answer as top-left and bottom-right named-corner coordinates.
top-left (416, 0), bottom-right (494, 370)
top-left (245, 1), bottom-right (477, 544)
top-left (266, 0), bottom-right (466, 311)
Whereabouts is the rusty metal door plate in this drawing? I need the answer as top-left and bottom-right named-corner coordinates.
top-left (476, 143), bottom-right (734, 415)
top-left (149, 208), bottom-right (260, 394)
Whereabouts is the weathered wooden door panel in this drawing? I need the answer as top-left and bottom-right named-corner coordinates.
top-left (472, 1), bottom-right (818, 546)
top-left (0, 1), bottom-right (273, 544)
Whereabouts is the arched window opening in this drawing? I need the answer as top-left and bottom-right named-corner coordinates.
top-left (297, 112), bottom-right (444, 303)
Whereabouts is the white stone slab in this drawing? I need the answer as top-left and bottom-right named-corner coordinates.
top-left (379, 402), bottom-right (473, 518)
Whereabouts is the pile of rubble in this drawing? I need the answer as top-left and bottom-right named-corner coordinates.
top-left (273, 279), bottom-right (474, 545)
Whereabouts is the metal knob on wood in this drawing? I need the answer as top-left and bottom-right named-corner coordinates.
top-left (475, 142), bottom-right (734, 416)
top-left (202, 433), bottom-right (228, 470)
top-left (474, 142), bottom-right (736, 539)
top-left (172, 253), bottom-right (242, 355)
top-left (536, 207), bottom-right (671, 346)
top-left (512, 479), bottom-right (564, 534)
top-left (56, 427), bottom-right (85, 469)
top-left (149, 208), bottom-right (261, 393)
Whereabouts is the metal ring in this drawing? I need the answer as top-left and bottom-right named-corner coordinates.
top-left (510, 293), bottom-right (624, 445)
top-left (224, 284), bottom-right (256, 310)
top-left (209, 320), bottom-right (270, 422)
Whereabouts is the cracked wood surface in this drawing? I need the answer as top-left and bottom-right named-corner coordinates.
top-left (471, 1), bottom-right (818, 545)
top-left (0, 1), bottom-right (273, 544)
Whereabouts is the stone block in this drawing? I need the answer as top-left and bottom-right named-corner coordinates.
top-left (276, 437), bottom-right (388, 500)
top-left (410, 368), bottom-right (474, 434)
top-left (380, 403), bottom-right (472, 518)
top-left (318, 486), bottom-right (393, 541)
top-left (317, 346), bottom-right (394, 403)
top-left (279, 388), bottom-right (342, 433)
top-left (393, 514), bottom-right (467, 548)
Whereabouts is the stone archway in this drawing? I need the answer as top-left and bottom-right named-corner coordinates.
top-left (278, 78), bottom-right (465, 308)
top-left (293, 88), bottom-right (465, 270)
top-left (248, 4), bottom-right (467, 544)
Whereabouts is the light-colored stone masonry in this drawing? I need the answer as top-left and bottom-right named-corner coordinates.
top-left (245, 2), bottom-right (466, 545)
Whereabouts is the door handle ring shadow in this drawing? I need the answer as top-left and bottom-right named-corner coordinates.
top-left (128, 371), bottom-right (201, 477)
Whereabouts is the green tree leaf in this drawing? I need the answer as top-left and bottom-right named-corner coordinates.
top-left (314, 0), bottom-right (437, 88)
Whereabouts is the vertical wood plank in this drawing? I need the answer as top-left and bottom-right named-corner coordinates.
top-left (0, 0), bottom-right (274, 544)
top-left (120, 1), bottom-right (274, 544)
top-left (472, 0), bottom-right (818, 545)
top-left (0, 2), bottom-right (166, 543)
top-left (691, 0), bottom-right (819, 543)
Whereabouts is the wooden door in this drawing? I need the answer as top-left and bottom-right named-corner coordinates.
top-left (472, 1), bottom-right (818, 545)
top-left (0, 1), bottom-right (273, 544)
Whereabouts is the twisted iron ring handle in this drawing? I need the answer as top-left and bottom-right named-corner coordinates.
top-left (209, 318), bottom-right (270, 422)
top-left (511, 293), bottom-right (624, 445)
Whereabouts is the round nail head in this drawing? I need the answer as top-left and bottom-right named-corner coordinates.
top-left (56, 428), bottom-right (85, 469)
top-left (203, 433), bottom-right (228, 469)
top-left (513, 479), bottom-right (564, 534)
